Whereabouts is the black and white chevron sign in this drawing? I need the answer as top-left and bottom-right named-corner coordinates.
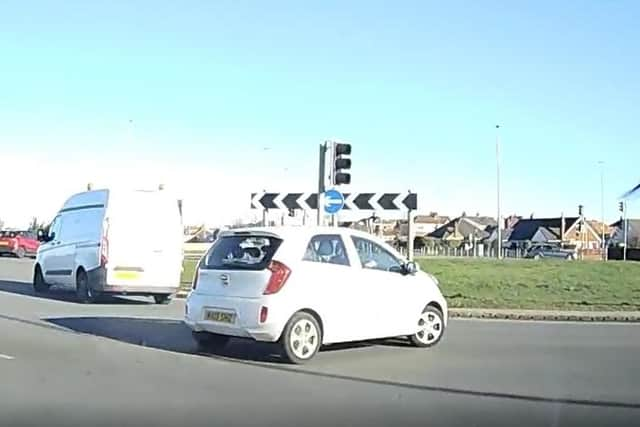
top-left (251, 192), bottom-right (417, 211)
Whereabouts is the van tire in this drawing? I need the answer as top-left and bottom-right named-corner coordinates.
top-left (153, 294), bottom-right (172, 305)
top-left (76, 269), bottom-right (99, 304)
top-left (33, 266), bottom-right (50, 293)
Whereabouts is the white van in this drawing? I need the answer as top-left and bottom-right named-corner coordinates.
top-left (33, 188), bottom-right (184, 304)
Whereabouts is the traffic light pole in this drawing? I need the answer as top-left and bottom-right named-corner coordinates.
top-left (317, 142), bottom-right (327, 226)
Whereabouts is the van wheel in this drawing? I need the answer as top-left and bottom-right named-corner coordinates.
top-left (153, 294), bottom-right (172, 305)
top-left (76, 269), bottom-right (99, 304)
top-left (33, 266), bottom-right (50, 293)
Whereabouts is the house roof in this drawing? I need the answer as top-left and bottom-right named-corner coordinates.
top-left (428, 216), bottom-right (496, 240)
top-left (610, 219), bottom-right (640, 241)
top-left (414, 215), bottom-right (450, 224)
top-left (508, 217), bottom-right (579, 241)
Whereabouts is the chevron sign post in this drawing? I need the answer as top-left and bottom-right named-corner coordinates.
top-left (251, 192), bottom-right (417, 211)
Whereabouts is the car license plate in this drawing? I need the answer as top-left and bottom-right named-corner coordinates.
top-left (114, 271), bottom-right (140, 280)
top-left (205, 310), bottom-right (235, 324)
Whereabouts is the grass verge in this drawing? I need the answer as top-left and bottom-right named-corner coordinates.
top-left (180, 256), bottom-right (640, 311)
top-left (417, 258), bottom-right (640, 311)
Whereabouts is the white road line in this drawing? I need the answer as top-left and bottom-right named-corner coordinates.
top-left (0, 353), bottom-right (15, 360)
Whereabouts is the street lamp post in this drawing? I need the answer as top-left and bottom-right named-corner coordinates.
top-left (496, 125), bottom-right (502, 260)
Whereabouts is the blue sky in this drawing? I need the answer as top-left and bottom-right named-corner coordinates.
top-left (1, 0), bottom-right (639, 225)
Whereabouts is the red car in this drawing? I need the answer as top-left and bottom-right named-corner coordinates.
top-left (0, 230), bottom-right (40, 258)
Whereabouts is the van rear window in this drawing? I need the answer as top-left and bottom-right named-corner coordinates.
top-left (203, 235), bottom-right (283, 271)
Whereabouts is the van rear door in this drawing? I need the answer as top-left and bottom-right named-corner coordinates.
top-left (106, 191), bottom-right (183, 290)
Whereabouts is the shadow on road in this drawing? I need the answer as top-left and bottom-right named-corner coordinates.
top-left (43, 315), bottom-right (640, 410)
top-left (0, 280), bottom-right (151, 305)
top-left (44, 316), bottom-right (405, 363)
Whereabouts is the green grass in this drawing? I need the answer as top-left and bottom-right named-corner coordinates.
top-left (417, 258), bottom-right (640, 311)
top-left (181, 258), bottom-right (198, 287)
top-left (180, 257), bottom-right (640, 311)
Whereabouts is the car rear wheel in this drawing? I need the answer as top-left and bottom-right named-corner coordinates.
top-left (76, 269), bottom-right (99, 304)
top-left (409, 305), bottom-right (445, 348)
top-left (192, 331), bottom-right (231, 352)
top-left (15, 247), bottom-right (25, 258)
top-left (281, 312), bottom-right (322, 364)
top-left (153, 294), bottom-right (172, 305)
top-left (33, 266), bottom-right (50, 293)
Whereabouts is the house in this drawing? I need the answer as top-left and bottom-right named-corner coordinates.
top-left (427, 215), bottom-right (496, 244)
top-left (396, 213), bottom-right (450, 243)
top-left (506, 216), bottom-right (602, 250)
top-left (609, 219), bottom-right (640, 248)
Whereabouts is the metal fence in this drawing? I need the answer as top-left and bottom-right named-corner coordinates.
top-left (397, 246), bottom-right (523, 259)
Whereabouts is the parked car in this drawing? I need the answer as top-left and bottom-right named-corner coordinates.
top-left (0, 230), bottom-right (40, 258)
top-left (33, 188), bottom-right (184, 304)
top-left (524, 244), bottom-right (576, 260)
top-left (185, 226), bottom-right (448, 364)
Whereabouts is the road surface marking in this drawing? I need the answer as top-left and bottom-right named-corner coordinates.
top-left (0, 353), bottom-right (15, 360)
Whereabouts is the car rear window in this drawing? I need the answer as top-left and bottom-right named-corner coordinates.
top-left (203, 234), bottom-right (283, 271)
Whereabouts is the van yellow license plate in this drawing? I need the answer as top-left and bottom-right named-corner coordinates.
top-left (205, 310), bottom-right (235, 324)
top-left (114, 271), bottom-right (140, 280)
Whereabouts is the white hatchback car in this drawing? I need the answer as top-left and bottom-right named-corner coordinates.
top-left (185, 226), bottom-right (447, 363)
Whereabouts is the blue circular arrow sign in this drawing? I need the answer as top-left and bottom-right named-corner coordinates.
top-left (324, 189), bottom-right (345, 214)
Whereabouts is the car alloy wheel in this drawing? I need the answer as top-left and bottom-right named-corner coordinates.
top-left (410, 306), bottom-right (445, 348)
top-left (281, 312), bottom-right (322, 364)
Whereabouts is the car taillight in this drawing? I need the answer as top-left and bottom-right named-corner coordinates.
top-left (100, 235), bottom-right (109, 267)
top-left (263, 260), bottom-right (291, 295)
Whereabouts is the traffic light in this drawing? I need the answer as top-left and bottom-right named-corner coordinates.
top-left (332, 142), bottom-right (352, 185)
top-left (619, 201), bottom-right (624, 212)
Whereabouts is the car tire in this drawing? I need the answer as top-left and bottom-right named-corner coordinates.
top-left (192, 331), bottom-right (231, 352)
top-left (15, 247), bottom-right (25, 259)
top-left (153, 294), bottom-right (172, 305)
top-left (76, 269), bottom-right (99, 304)
top-left (33, 266), bottom-right (50, 293)
top-left (280, 312), bottom-right (322, 364)
top-left (533, 254), bottom-right (541, 260)
top-left (409, 305), bottom-right (445, 348)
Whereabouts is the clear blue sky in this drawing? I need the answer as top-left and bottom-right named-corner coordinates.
top-left (1, 0), bottom-right (639, 224)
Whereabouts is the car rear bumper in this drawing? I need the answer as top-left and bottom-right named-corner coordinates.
top-left (184, 292), bottom-right (284, 342)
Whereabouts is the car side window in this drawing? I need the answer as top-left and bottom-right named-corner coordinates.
top-left (351, 236), bottom-right (403, 273)
top-left (303, 234), bottom-right (350, 266)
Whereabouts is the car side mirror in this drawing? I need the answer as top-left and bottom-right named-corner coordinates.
top-left (36, 229), bottom-right (47, 242)
top-left (403, 261), bottom-right (418, 275)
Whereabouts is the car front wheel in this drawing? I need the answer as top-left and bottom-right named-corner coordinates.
top-left (281, 312), bottom-right (322, 364)
top-left (409, 305), bottom-right (445, 348)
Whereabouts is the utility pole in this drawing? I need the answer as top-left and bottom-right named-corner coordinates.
top-left (599, 161), bottom-right (606, 260)
top-left (623, 200), bottom-right (628, 261)
top-left (407, 193), bottom-right (414, 261)
top-left (496, 125), bottom-right (502, 259)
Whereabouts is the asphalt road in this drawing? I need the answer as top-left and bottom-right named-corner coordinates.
top-left (1, 258), bottom-right (639, 427)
